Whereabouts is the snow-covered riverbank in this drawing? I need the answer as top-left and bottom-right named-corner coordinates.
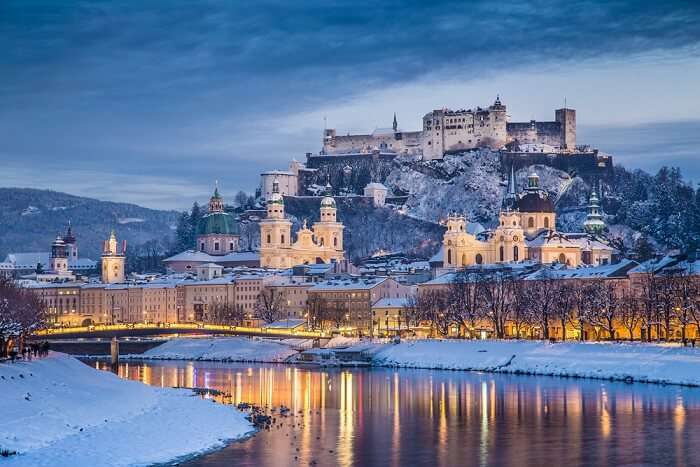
top-left (131, 336), bottom-right (298, 362)
top-left (363, 340), bottom-right (700, 387)
top-left (0, 353), bottom-right (253, 467)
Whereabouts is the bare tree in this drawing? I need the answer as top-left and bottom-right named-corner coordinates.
top-left (570, 281), bottom-right (593, 341)
top-left (510, 280), bottom-right (532, 339)
top-left (551, 281), bottom-right (575, 341)
top-left (637, 266), bottom-right (661, 342)
top-left (205, 300), bottom-right (244, 326)
top-left (586, 279), bottom-right (621, 341)
top-left (479, 269), bottom-right (515, 339)
top-left (254, 287), bottom-right (285, 323)
top-left (412, 289), bottom-right (451, 337)
top-left (308, 295), bottom-right (348, 331)
top-left (447, 270), bottom-right (482, 337)
top-left (0, 278), bottom-right (46, 356)
top-left (524, 270), bottom-right (558, 340)
top-left (618, 286), bottom-right (643, 340)
top-left (672, 265), bottom-right (698, 345)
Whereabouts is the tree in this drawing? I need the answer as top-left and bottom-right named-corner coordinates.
top-left (551, 281), bottom-right (575, 341)
top-left (524, 270), bottom-right (558, 340)
top-left (586, 279), bottom-right (621, 341)
top-left (205, 301), bottom-right (243, 326)
top-left (510, 280), bottom-right (532, 339)
top-left (637, 265), bottom-right (661, 342)
top-left (254, 287), bottom-right (285, 323)
top-left (618, 286), bottom-right (643, 340)
top-left (0, 277), bottom-right (46, 356)
top-left (234, 190), bottom-right (249, 209)
top-left (479, 269), bottom-right (516, 339)
top-left (671, 265), bottom-right (698, 345)
top-left (447, 270), bottom-right (482, 337)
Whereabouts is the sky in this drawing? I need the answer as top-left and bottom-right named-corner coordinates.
top-left (1, 0), bottom-right (699, 211)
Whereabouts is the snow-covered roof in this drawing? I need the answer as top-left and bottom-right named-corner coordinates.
top-left (310, 277), bottom-right (388, 291)
top-left (364, 182), bottom-right (388, 190)
top-left (524, 259), bottom-right (638, 280)
top-left (429, 246), bottom-right (444, 263)
top-left (261, 170), bottom-right (295, 176)
top-left (4, 252), bottom-right (97, 270)
top-left (163, 250), bottom-right (260, 263)
top-left (372, 297), bottom-right (410, 308)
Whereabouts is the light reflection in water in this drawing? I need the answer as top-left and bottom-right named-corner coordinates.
top-left (92, 360), bottom-right (700, 467)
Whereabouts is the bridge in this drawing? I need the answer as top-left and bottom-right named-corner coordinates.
top-left (35, 323), bottom-right (327, 340)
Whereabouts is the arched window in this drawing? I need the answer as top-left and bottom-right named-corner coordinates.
top-left (200, 242), bottom-right (205, 252)
top-left (462, 253), bottom-right (467, 265)
top-left (544, 217), bottom-right (550, 229)
top-left (528, 217), bottom-right (534, 228)
top-left (281, 234), bottom-right (285, 244)
top-left (266, 234), bottom-right (271, 244)
top-left (475, 254), bottom-right (483, 265)
top-left (333, 237), bottom-right (338, 247)
top-left (229, 242), bottom-right (234, 251)
top-left (319, 237), bottom-right (324, 246)
top-left (499, 246), bottom-right (504, 262)
top-left (513, 246), bottom-right (519, 261)
top-left (558, 253), bottom-right (566, 264)
top-left (447, 249), bottom-right (452, 265)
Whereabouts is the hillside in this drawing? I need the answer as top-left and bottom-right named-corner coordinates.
top-left (0, 188), bottom-right (179, 259)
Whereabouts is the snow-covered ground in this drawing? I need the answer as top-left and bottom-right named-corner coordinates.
top-left (362, 340), bottom-right (700, 387)
top-left (133, 336), bottom-right (299, 362)
top-left (0, 353), bottom-right (252, 466)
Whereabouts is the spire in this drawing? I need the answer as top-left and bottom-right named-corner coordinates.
top-left (208, 181), bottom-right (224, 212)
top-left (214, 180), bottom-right (220, 198)
top-left (583, 184), bottom-right (606, 235)
top-left (392, 113), bottom-right (398, 132)
top-left (508, 164), bottom-right (516, 195)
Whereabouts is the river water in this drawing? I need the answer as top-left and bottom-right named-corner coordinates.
top-left (91, 360), bottom-right (700, 467)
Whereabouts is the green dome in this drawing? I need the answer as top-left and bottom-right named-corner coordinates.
top-left (197, 212), bottom-right (240, 236)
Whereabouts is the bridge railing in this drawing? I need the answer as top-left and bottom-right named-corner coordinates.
top-left (34, 323), bottom-right (326, 339)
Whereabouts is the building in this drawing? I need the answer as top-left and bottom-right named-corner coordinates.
top-left (322, 97), bottom-right (577, 160)
top-left (364, 182), bottom-right (388, 207)
top-left (259, 180), bottom-right (345, 268)
top-left (441, 169), bottom-right (613, 269)
top-left (101, 231), bottom-right (126, 283)
top-left (197, 185), bottom-right (241, 255)
top-left (4, 223), bottom-right (97, 277)
top-left (260, 159), bottom-right (306, 200)
top-left (307, 276), bottom-right (413, 334)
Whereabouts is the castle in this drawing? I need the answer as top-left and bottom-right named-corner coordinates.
top-left (322, 96), bottom-right (577, 160)
top-left (259, 179), bottom-right (345, 268)
top-left (441, 168), bottom-right (613, 269)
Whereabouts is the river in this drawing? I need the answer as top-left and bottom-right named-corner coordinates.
top-left (90, 360), bottom-right (700, 467)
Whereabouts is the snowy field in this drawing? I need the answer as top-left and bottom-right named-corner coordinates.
top-left (0, 353), bottom-right (252, 466)
top-left (364, 340), bottom-right (700, 387)
top-left (133, 336), bottom-right (298, 362)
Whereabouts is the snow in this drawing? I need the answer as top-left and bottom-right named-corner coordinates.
top-left (116, 217), bottom-right (145, 224)
top-left (134, 337), bottom-right (299, 362)
top-left (358, 339), bottom-right (700, 386)
top-left (0, 353), bottom-right (252, 466)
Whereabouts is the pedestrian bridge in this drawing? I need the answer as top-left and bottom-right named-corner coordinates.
top-left (35, 323), bottom-right (327, 340)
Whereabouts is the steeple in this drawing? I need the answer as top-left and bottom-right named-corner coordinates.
top-left (583, 185), bottom-right (606, 235)
top-left (502, 164), bottom-right (517, 210)
top-left (392, 113), bottom-right (398, 132)
top-left (208, 181), bottom-right (224, 213)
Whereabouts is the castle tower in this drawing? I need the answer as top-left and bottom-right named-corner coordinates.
top-left (489, 95), bottom-right (507, 148)
top-left (259, 178), bottom-right (293, 268)
top-left (101, 230), bottom-right (126, 283)
top-left (62, 221), bottom-right (78, 262)
top-left (583, 187), bottom-right (606, 235)
top-left (313, 183), bottom-right (345, 254)
top-left (555, 108), bottom-right (576, 151)
top-left (50, 235), bottom-right (69, 274)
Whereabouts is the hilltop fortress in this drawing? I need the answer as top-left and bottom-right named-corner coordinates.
top-left (322, 96), bottom-right (577, 160)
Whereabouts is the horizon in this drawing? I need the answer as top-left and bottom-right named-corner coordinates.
top-left (2, 1), bottom-right (700, 210)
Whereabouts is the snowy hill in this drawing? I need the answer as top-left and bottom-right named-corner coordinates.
top-left (0, 188), bottom-right (179, 259)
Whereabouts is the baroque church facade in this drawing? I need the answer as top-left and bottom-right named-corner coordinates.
top-left (443, 169), bottom-right (614, 269)
top-left (259, 180), bottom-right (345, 268)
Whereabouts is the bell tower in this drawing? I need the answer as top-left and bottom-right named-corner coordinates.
top-left (50, 235), bottom-right (69, 273)
top-left (101, 230), bottom-right (126, 283)
top-left (313, 183), bottom-right (344, 253)
top-left (259, 178), bottom-right (292, 267)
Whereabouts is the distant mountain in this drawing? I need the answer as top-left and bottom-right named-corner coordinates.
top-left (0, 188), bottom-right (179, 260)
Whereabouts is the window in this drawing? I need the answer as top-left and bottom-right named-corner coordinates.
top-left (281, 234), bottom-right (285, 244)
top-left (200, 243), bottom-right (205, 252)
top-left (333, 237), bottom-right (338, 247)
top-left (447, 249), bottom-right (452, 265)
top-left (558, 253), bottom-right (566, 264)
top-left (499, 246), bottom-right (504, 262)
top-left (214, 242), bottom-right (220, 251)
top-left (544, 217), bottom-right (550, 229)
top-left (267, 234), bottom-right (271, 244)
top-left (513, 246), bottom-right (519, 261)
top-left (528, 217), bottom-right (534, 228)
top-left (475, 254), bottom-right (483, 265)
top-left (229, 242), bottom-right (234, 251)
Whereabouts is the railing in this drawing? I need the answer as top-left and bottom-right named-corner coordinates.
top-left (34, 323), bottom-right (326, 338)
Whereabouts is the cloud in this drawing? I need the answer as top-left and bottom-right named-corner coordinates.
top-left (1, 0), bottom-right (699, 209)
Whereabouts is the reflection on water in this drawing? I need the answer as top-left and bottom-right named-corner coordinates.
top-left (92, 360), bottom-right (700, 467)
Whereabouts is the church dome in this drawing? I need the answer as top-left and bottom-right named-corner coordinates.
top-left (516, 191), bottom-right (555, 213)
top-left (320, 196), bottom-right (336, 208)
top-left (198, 212), bottom-right (241, 236)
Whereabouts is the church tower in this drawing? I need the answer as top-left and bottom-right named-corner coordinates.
top-left (62, 221), bottom-right (78, 263)
top-left (101, 230), bottom-right (126, 283)
top-left (49, 235), bottom-right (69, 274)
top-left (583, 187), bottom-right (606, 235)
top-left (259, 178), bottom-right (293, 268)
top-left (313, 183), bottom-right (345, 254)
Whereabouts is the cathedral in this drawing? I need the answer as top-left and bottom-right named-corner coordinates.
top-left (442, 168), bottom-right (614, 268)
top-left (259, 179), bottom-right (345, 268)
top-left (197, 184), bottom-right (241, 255)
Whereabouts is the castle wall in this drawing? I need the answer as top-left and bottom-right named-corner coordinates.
top-left (323, 131), bottom-right (423, 156)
